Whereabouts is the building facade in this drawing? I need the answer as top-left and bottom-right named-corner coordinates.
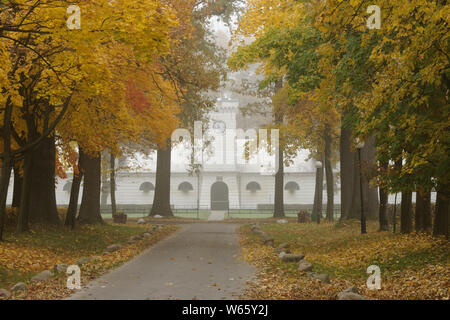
top-left (6, 97), bottom-right (341, 210)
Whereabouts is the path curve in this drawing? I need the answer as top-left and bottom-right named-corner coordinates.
top-left (68, 223), bottom-right (254, 300)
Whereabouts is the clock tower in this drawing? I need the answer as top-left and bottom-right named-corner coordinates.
top-left (204, 94), bottom-right (239, 170)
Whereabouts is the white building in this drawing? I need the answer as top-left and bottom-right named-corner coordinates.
top-left (6, 97), bottom-right (339, 212)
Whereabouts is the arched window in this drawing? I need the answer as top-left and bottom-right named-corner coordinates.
top-left (285, 181), bottom-right (300, 192)
top-left (139, 182), bottom-right (155, 193)
top-left (178, 181), bottom-right (194, 192)
top-left (246, 181), bottom-right (261, 192)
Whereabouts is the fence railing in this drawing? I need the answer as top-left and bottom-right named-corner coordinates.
top-left (91, 204), bottom-right (341, 220)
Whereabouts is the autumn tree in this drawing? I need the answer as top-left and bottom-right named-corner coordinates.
top-left (149, 0), bottom-right (233, 217)
top-left (0, 0), bottom-right (178, 234)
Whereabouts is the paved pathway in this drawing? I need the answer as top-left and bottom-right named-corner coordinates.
top-left (208, 211), bottom-right (226, 221)
top-left (68, 223), bottom-right (254, 300)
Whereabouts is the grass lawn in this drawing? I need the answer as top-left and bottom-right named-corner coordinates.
top-left (227, 211), bottom-right (299, 219)
top-left (173, 210), bottom-right (211, 220)
top-left (240, 220), bottom-right (449, 300)
top-left (0, 222), bottom-right (179, 299)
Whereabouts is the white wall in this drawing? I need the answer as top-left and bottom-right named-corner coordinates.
top-left (8, 170), bottom-right (436, 210)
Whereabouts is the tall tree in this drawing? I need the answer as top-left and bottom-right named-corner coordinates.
top-left (78, 150), bottom-right (103, 225)
top-left (150, 0), bottom-right (231, 216)
top-left (378, 160), bottom-right (390, 231)
top-left (324, 125), bottom-right (334, 221)
top-left (400, 191), bottom-right (413, 234)
top-left (415, 188), bottom-right (431, 232)
top-left (433, 183), bottom-right (449, 238)
top-left (312, 156), bottom-right (324, 223)
top-left (64, 148), bottom-right (84, 229)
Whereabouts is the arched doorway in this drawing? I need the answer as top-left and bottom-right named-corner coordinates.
top-left (211, 181), bottom-right (229, 210)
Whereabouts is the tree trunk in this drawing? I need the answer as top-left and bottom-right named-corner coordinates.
top-left (273, 145), bottom-right (285, 218)
top-left (379, 187), bottom-right (389, 231)
top-left (312, 157), bottom-right (324, 223)
top-left (378, 160), bottom-right (389, 231)
top-left (349, 151), bottom-right (362, 219)
top-left (28, 136), bottom-right (59, 224)
top-left (324, 127), bottom-right (334, 221)
top-left (423, 190), bottom-right (432, 231)
top-left (349, 136), bottom-right (379, 220)
top-left (400, 190), bottom-right (413, 234)
top-left (78, 150), bottom-right (104, 224)
top-left (12, 161), bottom-right (22, 208)
top-left (17, 153), bottom-right (32, 233)
top-left (415, 188), bottom-right (431, 232)
top-left (150, 141), bottom-right (173, 217)
top-left (110, 153), bottom-right (117, 216)
top-left (0, 159), bottom-right (12, 241)
top-left (340, 124), bottom-right (354, 220)
top-left (101, 163), bottom-right (108, 206)
top-left (357, 149), bottom-right (367, 234)
top-left (433, 183), bottom-right (449, 238)
top-left (64, 149), bottom-right (84, 229)
top-left (362, 136), bottom-right (379, 220)
top-left (0, 97), bottom-right (13, 240)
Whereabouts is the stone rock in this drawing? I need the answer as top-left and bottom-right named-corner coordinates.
top-left (106, 243), bottom-right (123, 253)
top-left (76, 257), bottom-right (92, 266)
top-left (337, 292), bottom-right (367, 300)
top-left (343, 286), bottom-right (359, 294)
top-left (11, 282), bottom-right (27, 292)
top-left (280, 253), bottom-right (304, 263)
top-left (31, 270), bottom-right (53, 282)
top-left (128, 239), bottom-right (137, 244)
top-left (311, 273), bottom-right (330, 283)
top-left (137, 218), bottom-right (146, 224)
top-left (277, 219), bottom-right (288, 224)
top-left (130, 235), bottom-right (142, 242)
top-left (0, 289), bottom-right (11, 299)
top-left (143, 232), bottom-right (152, 238)
top-left (53, 264), bottom-right (68, 273)
top-left (275, 243), bottom-right (290, 254)
top-left (298, 260), bottom-right (313, 272)
top-left (263, 238), bottom-right (274, 247)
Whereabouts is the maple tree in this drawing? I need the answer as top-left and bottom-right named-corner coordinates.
top-left (228, 0), bottom-right (340, 219)
top-left (310, 0), bottom-right (449, 236)
top-left (230, 0), bottom-right (448, 236)
top-left (0, 0), bottom-right (179, 236)
top-left (149, 0), bottom-right (236, 217)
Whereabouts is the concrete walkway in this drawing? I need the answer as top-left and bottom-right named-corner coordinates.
top-left (68, 223), bottom-right (254, 300)
top-left (207, 211), bottom-right (227, 221)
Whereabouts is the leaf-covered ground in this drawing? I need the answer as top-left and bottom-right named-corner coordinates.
top-left (0, 222), bottom-right (179, 300)
top-left (239, 220), bottom-right (449, 300)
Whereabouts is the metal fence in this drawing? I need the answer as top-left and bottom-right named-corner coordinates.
top-left (94, 204), bottom-right (341, 220)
